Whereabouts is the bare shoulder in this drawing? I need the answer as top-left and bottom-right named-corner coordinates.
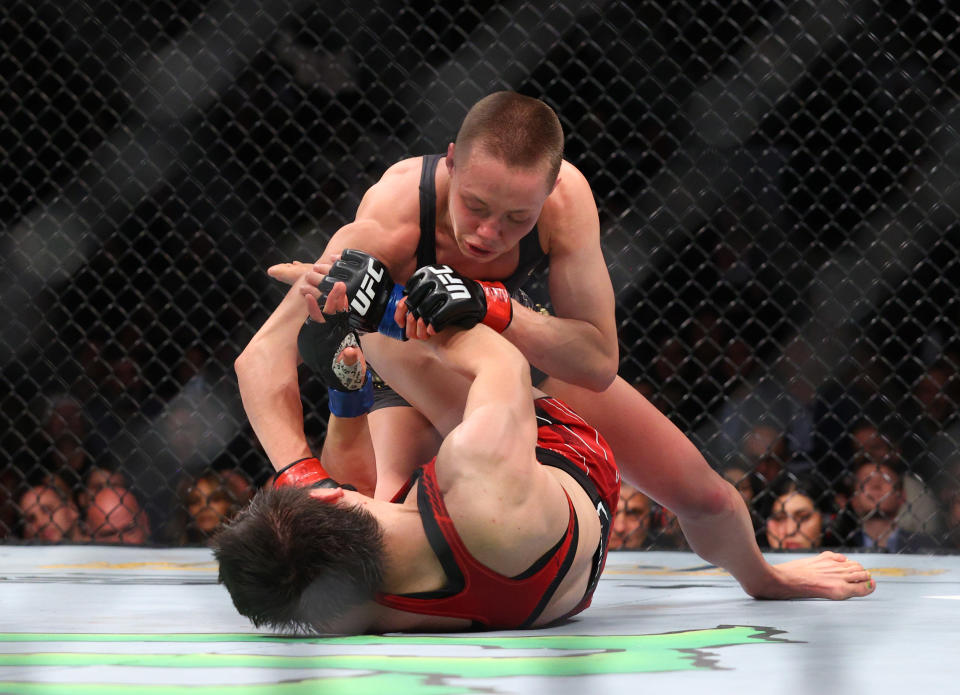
top-left (436, 407), bottom-right (573, 575)
top-left (347, 156), bottom-right (428, 279)
top-left (358, 156), bottom-right (424, 219)
top-left (435, 404), bottom-right (535, 499)
top-left (537, 159), bottom-right (600, 254)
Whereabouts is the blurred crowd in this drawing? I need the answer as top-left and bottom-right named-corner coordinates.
top-left (611, 347), bottom-right (960, 553)
top-left (3, 315), bottom-right (959, 554)
top-left (3, 2), bottom-right (958, 554)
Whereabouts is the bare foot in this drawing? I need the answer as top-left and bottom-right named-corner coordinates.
top-left (755, 551), bottom-right (875, 600)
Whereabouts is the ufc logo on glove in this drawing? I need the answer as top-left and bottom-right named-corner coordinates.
top-left (350, 258), bottom-right (386, 316)
top-left (425, 265), bottom-right (471, 300)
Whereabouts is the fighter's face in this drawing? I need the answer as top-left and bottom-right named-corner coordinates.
top-left (446, 145), bottom-right (555, 262)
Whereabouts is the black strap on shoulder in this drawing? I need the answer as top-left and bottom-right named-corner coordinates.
top-left (519, 507), bottom-right (579, 629)
top-left (417, 154), bottom-right (443, 269)
top-left (535, 446), bottom-right (612, 622)
top-left (398, 466), bottom-right (464, 599)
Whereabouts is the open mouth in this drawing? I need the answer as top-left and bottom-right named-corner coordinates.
top-left (465, 242), bottom-right (494, 258)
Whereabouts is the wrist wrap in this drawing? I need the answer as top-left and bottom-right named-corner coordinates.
top-left (274, 457), bottom-right (337, 489)
top-left (327, 376), bottom-right (374, 418)
top-left (376, 284), bottom-right (407, 340)
top-left (480, 281), bottom-right (513, 332)
top-left (273, 457), bottom-right (357, 491)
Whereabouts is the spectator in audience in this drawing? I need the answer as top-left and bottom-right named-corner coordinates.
top-left (166, 468), bottom-right (253, 545)
top-left (18, 482), bottom-right (88, 542)
top-left (722, 463), bottom-right (756, 507)
top-left (86, 485), bottom-right (151, 545)
top-left (76, 463), bottom-right (129, 516)
top-left (811, 338), bottom-right (891, 487)
top-left (763, 474), bottom-right (833, 550)
top-left (848, 419), bottom-right (941, 535)
top-left (741, 423), bottom-right (790, 486)
top-left (831, 456), bottom-right (940, 552)
top-left (218, 467), bottom-right (256, 507)
top-left (905, 354), bottom-right (960, 487)
top-left (651, 505), bottom-right (690, 550)
top-left (719, 323), bottom-right (760, 387)
top-left (610, 482), bottom-right (652, 550)
top-left (730, 423), bottom-right (793, 525)
top-left (701, 334), bottom-right (823, 471)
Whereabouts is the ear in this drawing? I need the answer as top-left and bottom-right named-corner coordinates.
top-left (548, 174), bottom-right (560, 196)
top-left (309, 487), bottom-right (345, 504)
top-left (445, 143), bottom-right (455, 173)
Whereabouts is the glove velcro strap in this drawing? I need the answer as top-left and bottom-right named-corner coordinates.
top-left (274, 457), bottom-right (337, 489)
top-left (327, 375), bottom-right (374, 417)
top-left (480, 281), bottom-right (513, 332)
top-left (376, 284), bottom-right (407, 341)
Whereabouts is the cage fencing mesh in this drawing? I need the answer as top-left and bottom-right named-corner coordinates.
top-left (2, 1), bottom-right (959, 552)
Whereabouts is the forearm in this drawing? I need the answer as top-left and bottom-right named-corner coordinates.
top-left (235, 284), bottom-right (312, 470)
top-left (431, 326), bottom-right (533, 424)
top-left (319, 414), bottom-right (377, 496)
top-left (235, 351), bottom-right (312, 471)
top-left (504, 305), bottom-right (618, 391)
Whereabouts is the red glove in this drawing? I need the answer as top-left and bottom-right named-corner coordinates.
top-left (273, 457), bottom-right (355, 490)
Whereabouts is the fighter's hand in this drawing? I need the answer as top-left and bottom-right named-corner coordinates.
top-left (267, 260), bottom-right (315, 286)
top-left (264, 259), bottom-right (333, 321)
top-left (310, 280), bottom-right (350, 321)
top-left (312, 249), bottom-right (406, 339)
top-left (297, 279), bottom-right (370, 409)
top-left (394, 296), bottom-right (437, 341)
top-left (405, 265), bottom-right (513, 333)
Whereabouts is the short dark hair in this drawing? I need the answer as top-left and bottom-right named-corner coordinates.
top-left (455, 91), bottom-right (564, 183)
top-left (211, 486), bottom-right (385, 634)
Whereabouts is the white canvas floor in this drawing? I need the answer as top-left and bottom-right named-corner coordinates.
top-left (1, 545), bottom-right (957, 694)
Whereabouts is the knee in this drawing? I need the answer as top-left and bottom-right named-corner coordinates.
top-left (672, 475), bottom-right (737, 522)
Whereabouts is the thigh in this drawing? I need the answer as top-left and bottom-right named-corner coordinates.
top-left (540, 375), bottom-right (723, 515)
top-left (368, 406), bottom-right (443, 500)
top-left (361, 333), bottom-right (469, 436)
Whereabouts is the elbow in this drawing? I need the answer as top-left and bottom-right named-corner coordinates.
top-left (234, 340), bottom-right (273, 383)
top-left (596, 357), bottom-right (619, 391)
top-left (585, 332), bottom-right (619, 391)
top-left (557, 359), bottom-right (616, 393)
top-left (582, 352), bottom-right (619, 392)
top-left (234, 346), bottom-right (257, 379)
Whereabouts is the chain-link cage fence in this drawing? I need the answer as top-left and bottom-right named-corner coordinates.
top-left (2, 1), bottom-right (959, 553)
